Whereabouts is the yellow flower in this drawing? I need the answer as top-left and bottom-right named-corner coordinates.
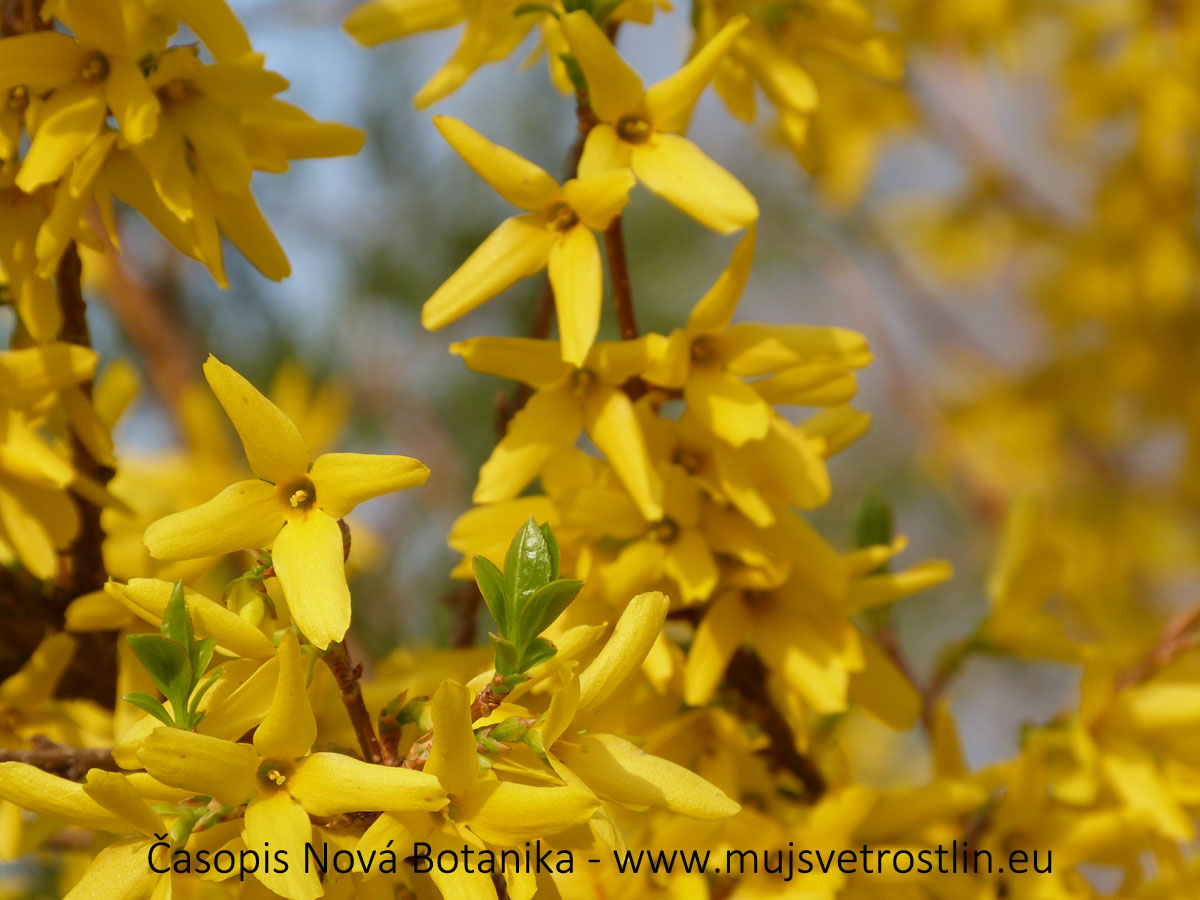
top-left (559, 10), bottom-right (758, 234)
top-left (136, 632), bottom-right (448, 900)
top-left (642, 229), bottom-right (872, 446)
top-left (423, 116), bottom-right (634, 365)
top-left (451, 335), bottom-right (663, 519)
top-left (143, 356), bottom-right (429, 648)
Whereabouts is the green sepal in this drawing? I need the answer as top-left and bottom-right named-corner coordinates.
top-left (122, 691), bottom-right (174, 727)
top-left (472, 555), bottom-right (509, 637)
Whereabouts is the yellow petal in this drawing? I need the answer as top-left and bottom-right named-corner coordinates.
top-left (687, 227), bottom-right (755, 334)
top-left (105, 58), bottom-right (160, 144)
top-left (426, 829), bottom-right (499, 900)
top-left (143, 479), bottom-right (286, 561)
top-left (344, 0), bottom-right (464, 46)
top-left (271, 511), bottom-right (352, 650)
top-left (455, 781), bottom-right (598, 844)
top-left (289, 752), bottom-right (448, 816)
top-left (0, 32), bottom-right (89, 92)
top-left (203, 355), bottom-right (310, 483)
top-left (450, 336), bottom-right (573, 387)
top-left (136, 730), bottom-right (259, 808)
top-left (254, 631), bottom-right (317, 761)
top-left (847, 634), bottom-right (922, 730)
top-left (82, 770), bottom-right (165, 838)
top-left (576, 591), bottom-right (668, 723)
top-left (754, 605), bottom-right (850, 714)
top-left (561, 170), bottom-right (635, 232)
top-left (577, 122), bottom-right (634, 177)
top-left (119, 578), bottom-right (277, 660)
top-left (206, 182), bottom-right (292, 282)
top-left (583, 385), bottom-right (663, 521)
top-left (243, 791), bottom-right (322, 900)
top-left (685, 366), bottom-right (770, 446)
top-left (644, 15), bottom-right (748, 133)
top-left (309, 451), bottom-right (429, 518)
top-left (549, 225), bottom-right (603, 366)
top-left (0, 343), bottom-right (96, 405)
top-left (843, 560), bottom-right (954, 616)
top-left (720, 324), bottom-right (871, 376)
top-left (475, 384), bottom-right (582, 504)
top-left (558, 11), bottom-right (644, 122)
top-left (63, 840), bottom-right (161, 900)
top-left (16, 87), bottom-right (106, 193)
top-left (541, 671), bottom-right (581, 748)
top-left (434, 115), bottom-right (562, 212)
top-left (0, 763), bottom-right (126, 832)
top-left (558, 733), bottom-right (739, 819)
top-left (424, 680), bottom-right (477, 795)
top-left (422, 215), bottom-right (557, 330)
top-left (631, 135), bottom-right (758, 234)
top-left (685, 593), bottom-right (746, 705)
top-left (664, 528), bottom-right (719, 604)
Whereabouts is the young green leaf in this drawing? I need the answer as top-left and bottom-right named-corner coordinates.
top-left (126, 634), bottom-right (191, 721)
top-left (490, 634), bottom-right (521, 679)
top-left (539, 521), bottom-right (560, 581)
top-left (517, 578), bottom-right (583, 648)
top-left (503, 517), bottom-right (553, 630)
top-left (122, 692), bottom-right (174, 727)
top-left (521, 637), bottom-right (557, 672)
top-left (473, 555), bottom-right (509, 637)
top-left (160, 580), bottom-right (194, 649)
top-left (191, 637), bottom-right (217, 684)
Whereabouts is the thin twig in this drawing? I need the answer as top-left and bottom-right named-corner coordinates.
top-left (605, 215), bottom-right (638, 340)
top-left (323, 642), bottom-right (386, 764)
top-left (0, 740), bottom-right (118, 781)
top-left (1116, 601), bottom-right (1200, 691)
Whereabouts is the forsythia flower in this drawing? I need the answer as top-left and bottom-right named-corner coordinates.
top-left (143, 356), bottom-right (429, 648)
top-left (423, 116), bottom-right (634, 365)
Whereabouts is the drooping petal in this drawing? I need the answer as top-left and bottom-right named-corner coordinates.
top-left (253, 631), bottom-right (317, 761)
top-left (843, 560), bottom-right (954, 615)
top-left (205, 181), bottom-right (292, 282)
top-left (549, 225), bottom-right (603, 366)
top-left (450, 336), bottom-right (572, 387)
top-left (684, 593), bottom-right (747, 705)
top-left (847, 635), bottom-right (922, 730)
top-left (271, 511), bottom-right (352, 650)
top-left (576, 591), bottom-right (668, 724)
top-left (0, 32), bottom-right (89, 92)
top-left (687, 227), bottom-right (755, 335)
top-left (142, 479), bottom-right (286, 561)
top-left (62, 840), bottom-right (161, 900)
top-left (344, 0), bottom-right (464, 45)
top-left (289, 752), bottom-right (448, 816)
top-left (558, 11), bottom-right (644, 123)
top-left (577, 123), bottom-right (634, 177)
top-left (0, 343), bottom-right (96, 405)
top-left (135, 730), bottom-right (259, 808)
top-left (685, 366), bottom-right (770, 446)
top-left (424, 680), bottom-right (477, 795)
top-left (753, 604), bottom-right (850, 714)
top-left (309, 451), bottom-right (429, 518)
top-left (475, 385), bottom-right (582, 504)
top-left (426, 829), bottom-right (499, 900)
top-left (422, 215), bottom-right (557, 330)
top-left (561, 169), bottom-right (635, 232)
top-left (82, 770), bottom-right (164, 838)
top-left (0, 763), bottom-right (127, 832)
top-left (243, 791), bottom-right (322, 900)
top-left (557, 733), bottom-right (739, 820)
top-left (203, 355), bottom-right (310, 483)
top-left (104, 58), bottom-right (160, 144)
top-left (455, 781), bottom-right (598, 844)
top-left (631, 135), bottom-right (758, 235)
top-left (663, 528), bottom-right (719, 604)
top-left (16, 86), bottom-right (106, 193)
top-left (434, 115), bottom-right (562, 212)
top-left (720, 324), bottom-right (872, 376)
top-left (541, 671), bottom-right (581, 748)
top-left (584, 385), bottom-right (663, 521)
top-left (645, 15), bottom-right (749, 133)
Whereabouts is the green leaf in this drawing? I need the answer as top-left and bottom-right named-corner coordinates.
top-left (126, 634), bottom-right (192, 719)
top-left (854, 490), bottom-right (893, 575)
top-left (517, 578), bottom-right (583, 648)
top-left (490, 634), bottom-right (521, 679)
top-left (187, 666), bottom-right (225, 720)
top-left (122, 692), bottom-right (174, 727)
top-left (563, 0), bottom-right (593, 12)
top-left (520, 637), bottom-right (558, 672)
top-left (191, 637), bottom-right (217, 688)
top-left (161, 580), bottom-right (194, 648)
top-left (539, 522), bottom-right (560, 582)
top-left (473, 556), bottom-right (509, 638)
top-left (503, 517), bottom-right (553, 634)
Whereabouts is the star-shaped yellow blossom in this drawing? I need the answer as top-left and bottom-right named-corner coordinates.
top-left (451, 335), bottom-right (663, 520)
top-left (423, 116), bottom-right (635, 365)
top-left (559, 10), bottom-right (758, 234)
top-left (641, 229), bottom-right (872, 446)
top-left (136, 632), bottom-right (448, 900)
top-left (143, 356), bottom-right (429, 649)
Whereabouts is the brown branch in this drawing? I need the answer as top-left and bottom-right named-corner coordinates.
top-left (1116, 601), bottom-right (1200, 691)
top-left (605, 215), bottom-right (638, 340)
top-left (323, 642), bottom-right (385, 764)
top-left (0, 739), bottom-right (118, 781)
top-left (726, 648), bottom-right (827, 799)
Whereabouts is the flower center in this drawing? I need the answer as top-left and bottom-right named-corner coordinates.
top-left (690, 335), bottom-right (719, 366)
top-left (673, 446), bottom-right (705, 474)
top-left (278, 476), bottom-right (317, 511)
top-left (6, 86), bottom-right (28, 113)
top-left (549, 202), bottom-right (579, 232)
top-left (80, 52), bottom-right (110, 84)
top-left (649, 518), bottom-right (679, 543)
top-left (257, 759), bottom-right (296, 788)
top-left (616, 114), bottom-right (652, 144)
top-left (570, 368), bottom-right (597, 397)
top-left (158, 77), bottom-right (193, 103)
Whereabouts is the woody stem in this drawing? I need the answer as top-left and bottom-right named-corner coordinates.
top-left (0, 741), bottom-right (118, 781)
top-left (605, 215), bottom-right (637, 340)
top-left (323, 642), bottom-right (386, 764)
